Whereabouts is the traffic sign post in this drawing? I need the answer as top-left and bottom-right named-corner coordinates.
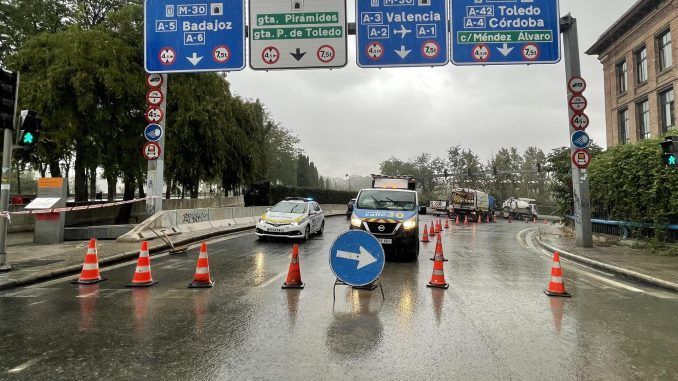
top-left (450, 0), bottom-right (561, 66)
top-left (330, 230), bottom-right (385, 288)
top-left (144, 0), bottom-right (246, 73)
top-left (144, 74), bottom-right (167, 216)
top-left (249, 0), bottom-right (348, 70)
top-left (356, 0), bottom-right (449, 68)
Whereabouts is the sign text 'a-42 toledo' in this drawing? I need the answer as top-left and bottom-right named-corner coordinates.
top-left (450, 0), bottom-right (561, 66)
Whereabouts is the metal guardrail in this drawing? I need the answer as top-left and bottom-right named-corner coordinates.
top-left (565, 215), bottom-right (678, 240)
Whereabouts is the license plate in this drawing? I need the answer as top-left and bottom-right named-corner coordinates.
top-left (377, 238), bottom-right (392, 244)
top-left (268, 228), bottom-right (283, 233)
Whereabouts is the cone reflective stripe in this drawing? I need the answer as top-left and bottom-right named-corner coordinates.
top-left (421, 224), bottom-right (430, 243)
top-left (545, 252), bottom-right (571, 297)
top-left (427, 242), bottom-right (449, 289)
top-left (189, 242), bottom-right (215, 288)
top-left (429, 224), bottom-right (435, 237)
top-left (282, 244), bottom-right (304, 289)
top-left (430, 233), bottom-right (448, 262)
top-left (126, 241), bottom-right (158, 287)
top-left (72, 238), bottom-right (107, 284)
top-left (444, 218), bottom-right (449, 229)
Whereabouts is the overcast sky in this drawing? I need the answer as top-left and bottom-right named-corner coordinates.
top-left (227, 0), bottom-right (636, 178)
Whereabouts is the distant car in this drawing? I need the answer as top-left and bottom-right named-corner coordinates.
top-left (346, 198), bottom-right (356, 218)
top-left (255, 197), bottom-right (324, 240)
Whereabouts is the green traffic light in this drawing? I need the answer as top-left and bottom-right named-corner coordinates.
top-left (670, 155), bottom-right (677, 166)
top-left (22, 132), bottom-right (34, 144)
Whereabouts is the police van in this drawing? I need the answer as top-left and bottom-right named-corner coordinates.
top-left (349, 175), bottom-right (420, 261)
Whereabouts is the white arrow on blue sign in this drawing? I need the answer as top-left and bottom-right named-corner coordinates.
top-left (356, 0), bottom-right (449, 68)
top-left (330, 230), bottom-right (385, 287)
top-left (144, 0), bottom-right (246, 73)
top-left (450, 0), bottom-right (561, 66)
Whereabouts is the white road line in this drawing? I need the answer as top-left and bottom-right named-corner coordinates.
top-left (28, 300), bottom-right (48, 306)
top-left (8, 357), bottom-right (42, 373)
top-left (258, 272), bottom-right (286, 288)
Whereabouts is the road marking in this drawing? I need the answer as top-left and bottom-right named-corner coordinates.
top-left (258, 272), bottom-right (286, 288)
top-left (7, 356), bottom-right (43, 373)
top-left (28, 300), bottom-right (48, 306)
top-left (75, 290), bottom-right (99, 298)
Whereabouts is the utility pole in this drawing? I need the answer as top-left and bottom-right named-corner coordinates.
top-left (561, 15), bottom-right (593, 248)
top-left (0, 70), bottom-right (19, 271)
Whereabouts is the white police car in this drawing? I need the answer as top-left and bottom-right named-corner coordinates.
top-left (255, 198), bottom-right (325, 240)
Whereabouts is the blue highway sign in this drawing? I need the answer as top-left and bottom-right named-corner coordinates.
top-left (571, 130), bottom-right (590, 149)
top-left (145, 124), bottom-right (163, 142)
top-left (144, 0), bottom-right (246, 73)
top-left (450, 0), bottom-right (560, 66)
top-left (356, 0), bottom-right (449, 68)
top-left (330, 230), bottom-right (385, 287)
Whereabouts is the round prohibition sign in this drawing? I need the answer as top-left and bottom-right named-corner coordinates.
top-left (142, 142), bottom-right (161, 161)
top-left (422, 41), bottom-right (440, 59)
top-left (145, 89), bottom-right (164, 107)
top-left (317, 45), bottom-right (335, 63)
top-left (145, 106), bottom-right (163, 124)
top-left (261, 46), bottom-right (280, 65)
top-left (569, 95), bottom-right (588, 112)
top-left (146, 74), bottom-right (163, 89)
top-left (213, 45), bottom-right (231, 63)
top-left (522, 44), bottom-right (540, 61)
top-left (366, 42), bottom-right (384, 60)
top-left (158, 47), bottom-right (176, 66)
top-left (568, 76), bottom-right (587, 94)
top-left (570, 113), bottom-right (590, 131)
top-left (572, 149), bottom-right (591, 169)
top-left (472, 44), bottom-right (490, 62)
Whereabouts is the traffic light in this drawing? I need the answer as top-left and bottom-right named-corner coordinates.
top-left (0, 69), bottom-right (18, 130)
top-left (17, 110), bottom-right (41, 147)
top-left (661, 136), bottom-right (677, 168)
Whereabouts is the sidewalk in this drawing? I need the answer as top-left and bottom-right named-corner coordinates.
top-left (0, 223), bottom-right (255, 290)
top-left (536, 224), bottom-right (678, 292)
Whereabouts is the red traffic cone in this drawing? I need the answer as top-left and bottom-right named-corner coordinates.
top-left (486, 215), bottom-right (490, 223)
top-left (126, 241), bottom-right (158, 287)
top-left (544, 218), bottom-right (549, 224)
top-left (533, 216), bottom-right (537, 223)
top-left (421, 224), bottom-right (430, 243)
top-left (430, 233), bottom-right (448, 262)
top-left (72, 238), bottom-right (107, 284)
top-left (189, 243), bottom-right (215, 288)
top-left (429, 224), bottom-right (435, 237)
top-left (455, 215), bottom-right (460, 226)
top-left (434, 220), bottom-right (441, 233)
top-left (508, 214), bottom-right (512, 223)
top-left (464, 215), bottom-right (469, 225)
top-left (478, 215), bottom-right (482, 224)
top-left (427, 243), bottom-right (449, 290)
top-left (282, 244), bottom-right (304, 289)
top-left (444, 218), bottom-right (449, 229)
top-left (545, 252), bottom-right (571, 297)
top-left (493, 214), bottom-right (497, 223)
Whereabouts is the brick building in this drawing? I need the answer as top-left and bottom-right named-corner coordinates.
top-left (587, 0), bottom-right (676, 147)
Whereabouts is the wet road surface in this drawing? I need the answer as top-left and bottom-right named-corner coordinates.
top-left (1, 216), bottom-right (677, 380)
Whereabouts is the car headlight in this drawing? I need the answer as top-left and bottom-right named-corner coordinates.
top-left (403, 219), bottom-right (417, 230)
top-left (291, 218), bottom-right (307, 226)
top-left (351, 216), bottom-right (363, 228)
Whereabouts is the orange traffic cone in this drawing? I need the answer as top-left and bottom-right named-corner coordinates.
top-left (455, 215), bottom-right (460, 226)
top-left (282, 244), bottom-right (304, 289)
top-left (487, 215), bottom-right (490, 223)
top-left (533, 216), bottom-right (537, 223)
top-left (429, 224), bottom-right (435, 237)
top-left (427, 242), bottom-right (449, 289)
top-left (478, 215), bottom-right (482, 224)
top-left (508, 214), bottom-right (512, 223)
top-left (126, 241), bottom-right (158, 287)
top-left (444, 218), bottom-right (449, 229)
top-left (72, 238), bottom-right (107, 284)
top-left (544, 218), bottom-right (549, 224)
top-left (434, 220), bottom-right (441, 233)
top-left (421, 224), bottom-right (430, 243)
top-left (189, 243), bottom-right (215, 288)
top-left (464, 215), bottom-right (469, 225)
top-left (493, 214), bottom-right (497, 223)
top-left (544, 252), bottom-right (571, 297)
top-left (430, 233), bottom-right (448, 262)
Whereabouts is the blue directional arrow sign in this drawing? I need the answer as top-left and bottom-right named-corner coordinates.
top-left (145, 124), bottom-right (163, 142)
top-left (450, 0), bottom-right (560, 65)
top-left (356, 0), bottom-right (449, 68)
top-left (144, 0), bottom-right (246, 73)
top-left (571, 130), bottom-right (590, 149)
top-left (330, 230), bottom-right (385, 287)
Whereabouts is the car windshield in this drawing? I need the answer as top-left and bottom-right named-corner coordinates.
top-left (270, 201), bottom-right (307, 214)
top-left (356, 190), bottom-right (416, 211)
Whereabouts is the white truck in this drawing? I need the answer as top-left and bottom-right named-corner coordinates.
top-left (501, 197), bottom-right (538, 221)
top-left (447, 188), bottom-right (492, 222)
top-left (429, 200), bottom-right (448, 216)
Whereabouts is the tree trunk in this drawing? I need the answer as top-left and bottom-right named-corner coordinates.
top-left (106, 174), bottom-right (117, 201)
top-left (114, 175), bottom-right (136, 224)
top-left (16, 165), bottom-right (21, 194)
top-left (49, 160), bottom-right (61, 178)
top-left (166, 178), bottom-right (171, 199)
top-left (137, 175), bottom-right (145, 199)
top-left (190, 185), bottom-right (198, 199)
top-left (74, 152), bottom-right (88, 202)
top-left (39, 164), bottom-right (47, 178)
top-left (89, 166), bottom-right (97, 199)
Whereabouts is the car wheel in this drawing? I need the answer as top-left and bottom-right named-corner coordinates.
top-left (304, 225), bottom-right (311, 240)
top-left (318, 221), bottom-right (324, 235)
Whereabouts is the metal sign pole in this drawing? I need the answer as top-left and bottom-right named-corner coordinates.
top-left (561, 15), bottom-right (592, 247)
top-left (146, 74), bottom-right (166, 216)
top-left (0, 72), bottom-right (19, 270)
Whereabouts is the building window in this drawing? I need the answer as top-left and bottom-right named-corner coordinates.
top-left (637, 100), bottom-right (650, 139)
top-left (616, 60), bottom-right (627, 94)
top-left (618, 108), bottom-right (630, 144)
top-left (635, 46), bottom-right (648, 84)
top-left (658, 29), bottom-right (672, 72)
top-left (660, 88), bottom-right (675, 133)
